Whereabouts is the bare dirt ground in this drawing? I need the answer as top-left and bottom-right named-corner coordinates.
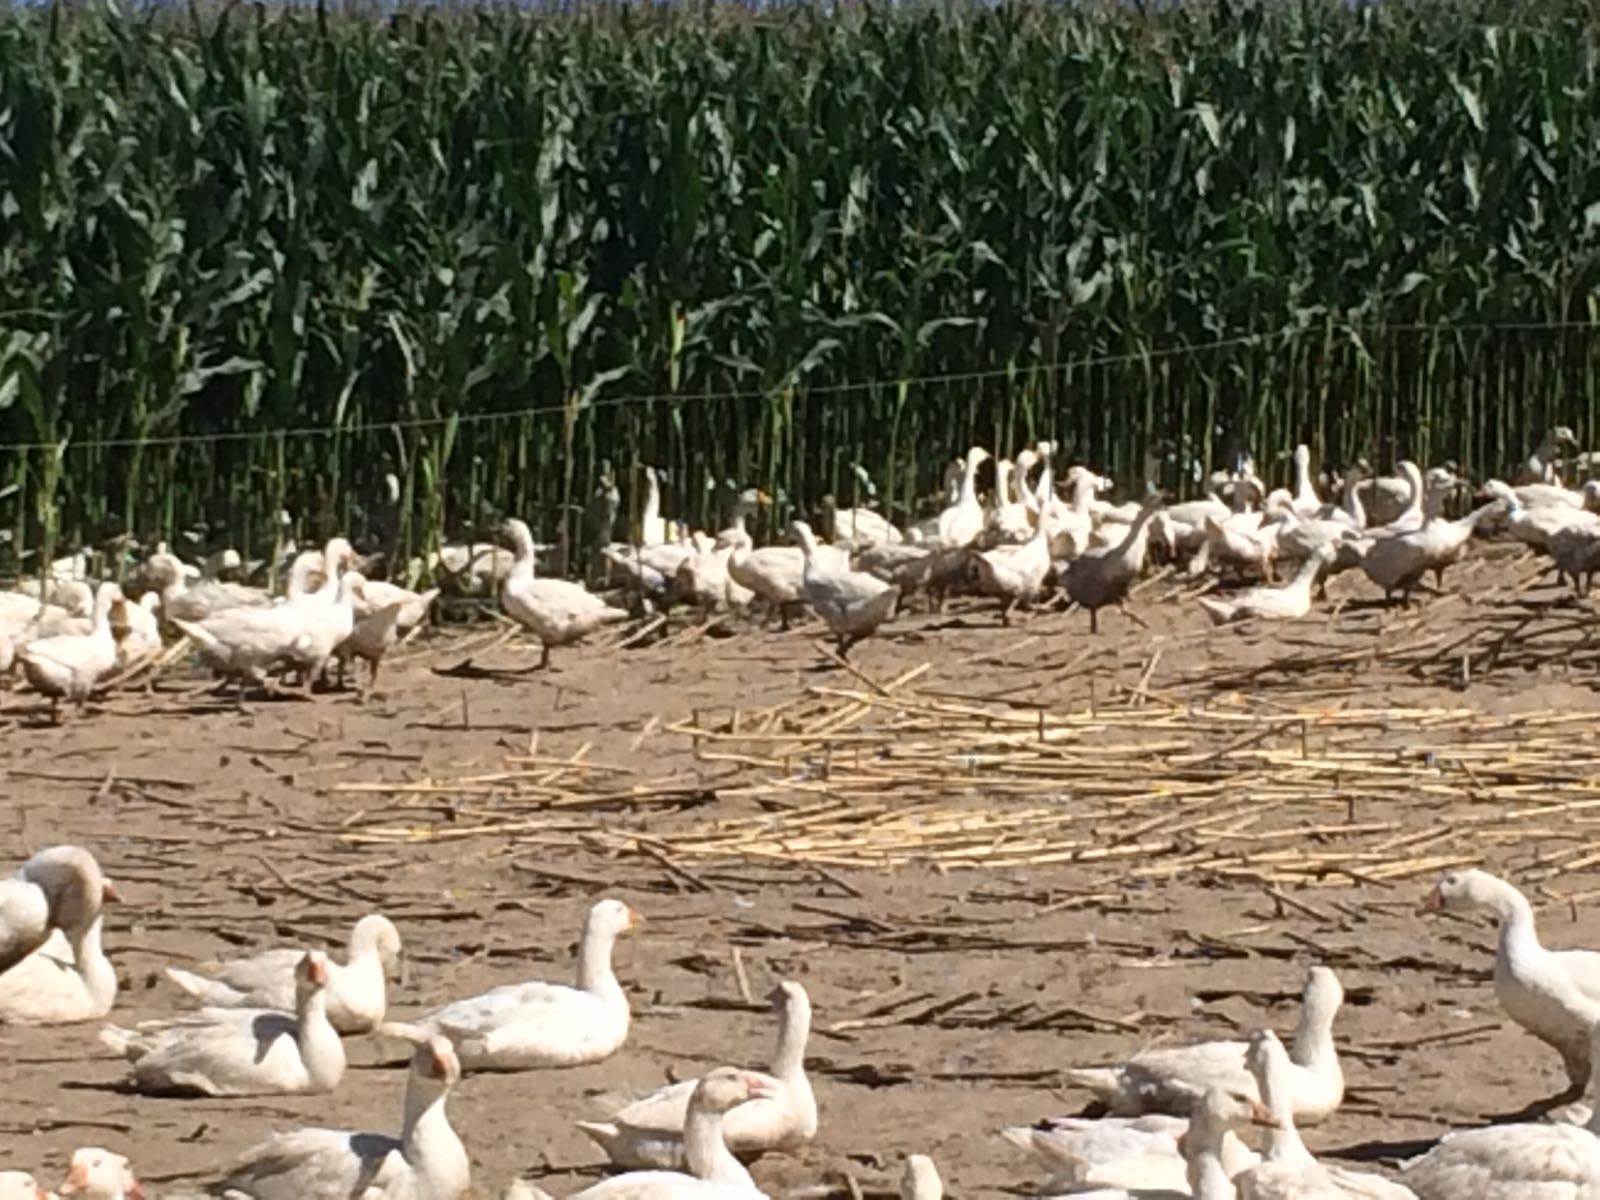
top-left (5, 542), bottom-right (1600, 1198)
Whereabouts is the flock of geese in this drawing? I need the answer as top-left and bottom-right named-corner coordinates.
top-left (5, 429), bottom-right (1600, 715)
top-left (7, 846), bottom-right (1600, 1198)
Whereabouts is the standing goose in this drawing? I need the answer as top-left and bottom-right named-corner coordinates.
top-left (18, 581), bottom-right (122, 721)
top-left (791, 521), bottom-right (898, 657)
top-left (1063, 966), bottom-right (1344, 1123)
top-left (1422, 869), bottom-right (1600, 1094)
top-left (1358, 500), bottom-right (1500, 603)
top-left (1400, 1020), bottom-right (1600, 1199)
top-left (1289, 445), bottom-right (1322, 516)
top-left (1236, 1029), bottom-right (1415, 1199)
top-left (418, 898), bottom-right (639, 1071)
top-left (934, 447), bottom-right (992, 550)
top-left (216, 1029), bottom-right (468, 1200)
top-left (502, 518), bottom-right (628, 668)
top-left (165, 913), bottom-right (402, 1035)
top-left (0, 846), bottom-right (109, 974)
top-left (102, 951), bottom-right (345, 1097)
top-left (579, 981), bottom-right (816, 1169)
top-left (975, 463), bottom-right (1054, 623)
top-left (1064, 494), bottom-right (1163, 633)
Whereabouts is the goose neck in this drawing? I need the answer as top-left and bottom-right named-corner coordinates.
top-left (72, 917), bottom-right (117, 1011)
top-left (402, 1083), bottom-right (469, 1196)
top-left (683, 1106), bottom-right (749, 1186)
top-left (576, 921), bottom-right (623, 1002)
top-left (297, 988), bottom-right (346, 1091)
top-left (1479, 875), bottom-right (1537, 936)
top-left (770, 998), bottom-right (811, 1081)
top-left (1342, 469), bottom-right (1366, 526)
top-left (1256, 1045), bottom-right (1314, 1165)
top-left (1187, 1150), bottom-right (1238, 1200)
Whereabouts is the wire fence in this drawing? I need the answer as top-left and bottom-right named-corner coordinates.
top-left (4, 317), bottom-right (1599, 583)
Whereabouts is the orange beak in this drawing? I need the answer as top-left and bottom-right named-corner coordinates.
top-left (1418, 885), bottom-right (1444, 915)
top-left (101, 881), bottom-right (121, 903)
top-left (624, 907), bottom-right (644, 932)
top-left (1249, 1101), bottom-right (1280, 1128)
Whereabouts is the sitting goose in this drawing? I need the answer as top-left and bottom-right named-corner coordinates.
top-left (216, 1029), bottom-right (468, 1200)
top-left (1423, 869), bottom-right (1600, 1095)
top-left (165, 913), bottom-right (402, 1035)
top-left (0, 846), bottom-right (109, 974)
top-left (1401, 1020), bottom-right (1600, 1199)
top-left (0, 910), bottom-right (117, 1025)
top-left (418, 898), bottom-right (639, 1071)
top-left (1235, 1029), bottom-right (1414, 1199)
top-left (1199, 544), bottom-right (1334, 626)
top-left (792, 520), bottom-right (898, 657)
top-left (579, 980), bottom-right (816, 1168)
top-left (557, 1069), bottom-right (780, 1200)
top-left (103, 951), bottom-right (344, 1097)
top-left (1002, 1110), bottom-right (1260, 1193)
top-left (1063, 966), bottom-right (1344, 1123)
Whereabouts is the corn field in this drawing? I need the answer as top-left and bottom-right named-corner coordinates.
top-left (2, 0), bottom-right (1600, 576)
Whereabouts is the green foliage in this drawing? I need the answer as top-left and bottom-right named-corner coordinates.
top-left (1, 0), bottom-right (1599, 570)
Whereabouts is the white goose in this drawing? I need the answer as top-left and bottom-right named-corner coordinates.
top-left (1199, 545), bottom-right (1333, 626)
top-left (901, 1156), bottom-right (942, 1200)
top-left (102, 951), bottom-right (344, 1097)
top-left (1358, 501), bottom-right (1500, 603)
top-left (975, 463), bottom-right (1054, 622)
top-left (0, 912), bottom-right (117, 1024)
top-left (217, 1029), bottom-right (468, 1200)
top-left (1236, 1029), bottom-right (1414, 1199)
top-left (334, 577), bottom-right (407, 696)
top-left (58, 1148), bottom-right (140, 1200)
top-left (932, 447), bottom-right (991, 550)
top-left (0, 846), bottom-right (109, 973)
top-left (18, 581), bottom-right (121, 721)
top-left (579, 980), bottom-right (816, 1169)
top-left (792, 520), bottom-right (898, 657)
top-left (502, 519), bottom-right (628, 668)
top-left (560, 1069), bottom-right (778, 1200)
top-left (1002, 1111), bottom-right (1261, 1193)
top-left (1423, 869), bottom-right (1600, 1093)
top-left (145, 551), bottom-right (271, 623)
top-left (0, 1171), bottom-right (51, 1200)
top-left (165, 912), bottom-right (402, 1035)
top-left (1400, 1020), bottom-right (1600, 1199)
top-left (1063, 966), bottom-right (1344, 1123)
top-left (419, 898), bottom-right (639, 1071)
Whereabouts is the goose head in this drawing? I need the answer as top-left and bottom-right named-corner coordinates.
top-left (351, 914), bottom-right (404, 982)
top-left (900, 1155), bottom-right (943, 1200)
top-left (690, 1066), bottom-right (780, 1116)
top-left (1301, 965), bottom-right (1344, 1024)
top-left (59, 1147), bottom-right (140, 1200)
